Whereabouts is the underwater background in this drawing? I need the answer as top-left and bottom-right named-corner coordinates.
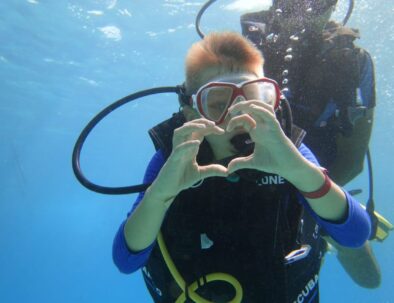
top-left (0, 0), bottom-right (393, 302)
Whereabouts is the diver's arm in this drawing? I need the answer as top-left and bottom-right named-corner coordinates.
top-left (277, 144), bottom-right (348, 222)
top-left (326, 237), bottom-right (381, 288)
top-left (269, 142), bottom-right (369, 247)
top-left (113, 150), bottom-right (167, 273)
top-left (121, 149), bottom-right (173, 253)
top-left (123, 184), bottom-right (171, 252)
top-left (247, 139), bottom-right (350, 221)
top-left (225, 101), bottom-right (364, 226)
top-left (123, 119), bottom-right (227, 253)
top-left (291, 144), bottom-right (371, 247)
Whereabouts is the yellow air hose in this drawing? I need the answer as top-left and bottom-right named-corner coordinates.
top-left (359, 205), bottom-right (393, 241)
top-left (157, 232), bottom-right (243, 303)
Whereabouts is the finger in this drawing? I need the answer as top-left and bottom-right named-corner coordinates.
top-left (199, 164), bottom-right (228, 179)
top-left (228, 100), bottom-right (275, 115)
top-left (174, 122), bottom-right (210, 137)
top-left (229, 103), bottom-right (277, 127)
top-left (173, 122), bottom-right (224, 146)
top-left (230, 99), bottom-right (275, 112)
top-left (187, 118), bottom-right (217, 126)
top-left (171, 140), bottom-right (200, 161)
top-left (176, 120), bottom-right (224, 136)
top-left (227, 156), bottom-right (254, 174)
top-left (226, 114), bottom-right (256, 132)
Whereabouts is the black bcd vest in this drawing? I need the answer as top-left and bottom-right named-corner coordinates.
top-left (142, 113), bottom-right (327, 303)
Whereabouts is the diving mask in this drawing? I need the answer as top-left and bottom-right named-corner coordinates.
top-left (192, 77), bottom-right (281, 124)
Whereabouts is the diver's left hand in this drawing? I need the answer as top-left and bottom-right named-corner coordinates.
top-left (226, 100), bottom-right (302, 176)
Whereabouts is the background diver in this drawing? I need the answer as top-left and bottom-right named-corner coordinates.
top-left (240, 0), bottom-right (387, 288)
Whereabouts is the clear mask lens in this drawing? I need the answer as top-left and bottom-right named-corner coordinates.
top-left (243, 81), bottom-right (277, 106)
top-left (201, 86), bottom-right (233, 121)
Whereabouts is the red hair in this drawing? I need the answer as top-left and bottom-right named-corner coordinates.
top-left (185, 32), bottom-right (264, 93)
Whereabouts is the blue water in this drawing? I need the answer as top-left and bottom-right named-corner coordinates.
top-left (0, 1), bottom-right (393, 302)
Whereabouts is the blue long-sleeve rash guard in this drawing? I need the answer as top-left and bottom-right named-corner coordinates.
top-left (113, 144), bottom-right (371, 274)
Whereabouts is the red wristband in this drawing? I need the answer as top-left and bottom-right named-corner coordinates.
top-left (300, 169), bottom-right (331, 199)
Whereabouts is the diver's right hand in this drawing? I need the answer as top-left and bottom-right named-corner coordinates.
top-left (147, 119), bottom-right (228, 207)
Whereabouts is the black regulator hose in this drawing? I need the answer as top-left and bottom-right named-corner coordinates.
top-left (366, 148), bottom-right (378, 240)
top-left (72, 86), bottom-right (182, 195)
top-left (342, 0), bottom-right (354, 25)
top-left (195, 0), bottom-right (217, 39)
top-left (280, 97), bottom-right (293, 139)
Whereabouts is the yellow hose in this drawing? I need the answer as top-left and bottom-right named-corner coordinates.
top-left (360, 205), bottom-right (393, 241)
top-left (157, 232), bottom-right (243, 303)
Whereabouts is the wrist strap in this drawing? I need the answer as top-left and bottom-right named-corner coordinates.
top-left (300, 168), bottom-right (331, 199)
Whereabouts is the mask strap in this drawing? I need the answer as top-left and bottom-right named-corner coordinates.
top-left (178, 83), bottom-right (193, 106)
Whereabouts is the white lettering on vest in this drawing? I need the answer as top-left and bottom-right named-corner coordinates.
top-left (143, 266), bottom-right (163, 297)
top-left (260, 175), bottom-right (285, 185)
top-left (293, 274), bottom-right (319, 303)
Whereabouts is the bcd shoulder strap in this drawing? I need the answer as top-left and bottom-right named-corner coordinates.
top-left (320, 21), bottom-right (362, 135)
top-left (148, 112), bottom-right (185, 159)
top-left (321, 21), bottom-right (361, 88)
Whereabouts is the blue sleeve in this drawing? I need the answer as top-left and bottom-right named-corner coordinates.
top-left (112, 150), bottom-right (166, 274)
top-left (298, 143), bottom-right (320, 165)
top-left (298, 144), bottom-right (371, 247)
top-left (358, 50), bottom-right (376, 108)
